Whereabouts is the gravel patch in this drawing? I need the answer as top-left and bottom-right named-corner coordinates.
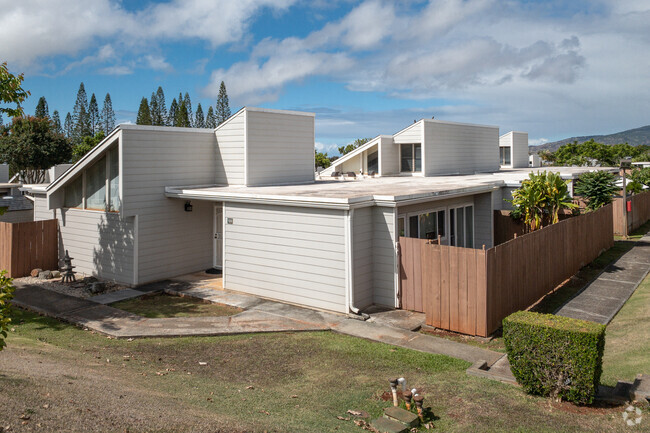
top-left (14, 274), bottom-right (129, 299)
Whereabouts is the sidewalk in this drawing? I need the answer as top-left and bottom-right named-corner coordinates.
top-left (555, 235), bottom-right (650, 324)
top-left (11, 281), bottom-right (503, 366)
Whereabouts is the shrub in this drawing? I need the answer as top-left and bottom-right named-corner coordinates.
top-left (574, 171), bottom-right (619, 211)
top-left (0, 270), bottom-right (15, 351)
top-left (503, 311), bottom-right (605, 404)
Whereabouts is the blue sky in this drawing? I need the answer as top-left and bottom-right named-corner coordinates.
top-left (1, 0), bottom-right (649, 155)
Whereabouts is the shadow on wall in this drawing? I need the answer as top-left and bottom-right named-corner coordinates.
top-left (93, 213), bottom-right (135, 284)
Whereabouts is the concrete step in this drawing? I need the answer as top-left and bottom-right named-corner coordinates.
top-left (384, 406), bottom-right (420, 428)
top-left (370, 416), bottom-right (409, 433)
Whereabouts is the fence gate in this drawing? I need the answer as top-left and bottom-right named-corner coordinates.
top-left (398, 237), bottom-right (426, 312)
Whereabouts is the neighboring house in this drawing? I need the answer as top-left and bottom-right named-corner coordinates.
top-left (0, 163), bottom-right (33, 223)
top-left (498, 131), bottom-right (529, 169)
top-left (25, 108), bottom-right (611, 314)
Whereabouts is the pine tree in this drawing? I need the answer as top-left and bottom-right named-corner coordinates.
top-left (52, 110), bottom-right (62, 133)
top-left (149, 93), bottom-right (159, 126)
top-left (100, 93), bottom-right (116, 134)
top-left (88, 93), bottom-right (100, 135)
top-left (216, 81), bottom-right (231, 125)
top-left (169, 99), bottom-right (178, 127)
top-left (34, 96), bottom-right (49, 118)
top-left (205, 106), bottom-right (217, 129)
top-left (72, 82), bottom-right (91, 141)
top-left (183, 93), bottom-right (193, 127)
top-left (176, 101), bottom-right (190, 127)
top-left (64, 112), bottom-right (73, 138)
top-left (155, 87), bottom-right (168, 126)
top-left (136, 97), bottom-right (152, 125)
top-left (195, 103), bottom-right (205, 128)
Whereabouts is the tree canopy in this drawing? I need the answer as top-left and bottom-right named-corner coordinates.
top-left (573, 171), bottom-right (619, 211)
top-left (0, 62), bottom-right (30, 119)
top-left (0, 116), bottom-right (72, 183)
top-left (541, 139), bottom-right (650, 166)
top-left (216, 81), bottom-right (231, 125)
top-left (136, 97), bottom-right (152, 125)
top-left (338, 138), bottom-right (370, 156)
top-left (34, 96), bottom-right (49, 118)
top-left (315, 151), bottom-right (331, 169)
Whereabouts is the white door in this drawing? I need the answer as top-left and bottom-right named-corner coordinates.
top-left (214, 204), bottom-right (223, 269)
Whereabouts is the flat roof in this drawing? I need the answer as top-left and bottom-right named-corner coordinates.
top-left (166, 166), bottom-right (617, 209)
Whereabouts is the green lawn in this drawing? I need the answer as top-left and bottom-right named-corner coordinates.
top-left (601, 272), bottom-right (650, 387)
top-left (1, 308), bottom-right (638, 433)
top-left (110, 293), bottom-right (243, 318)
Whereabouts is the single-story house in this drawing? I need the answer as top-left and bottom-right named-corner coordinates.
top-left (25, 108), bottom-right (609, 314)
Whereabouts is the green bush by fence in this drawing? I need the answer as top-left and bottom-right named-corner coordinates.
top-left (0, 270), bottom-right (15, 351)
top-left (503, 311), bottom-right (605, 404)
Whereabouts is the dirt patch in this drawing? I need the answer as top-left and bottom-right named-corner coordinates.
top-left (110, 293), bottom-right (243, 318)
top-left (14, 274), bottom-right (127, 299)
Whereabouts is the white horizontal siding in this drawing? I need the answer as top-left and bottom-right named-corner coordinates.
top-left (512, 132), bottom-right (529, 168)
top-left (379, 137), bottom-right (399, 176)
top-left (224, 202), bottom-right (347, 313)
top-left (353, 207), bottom-right (373, 309)
top-left (33, 195), bottom-right (55, 221)
top-left (373, 207), bottom-right (396, 307)
top-left (120, 128), bottom-right (216, 284)
top-left (424, 121), bottom-right (499, 175)
top-left (246, 110), bottom-right (315, 186)
top-left (215, 110), bottom-right (246, 185)
top-left (393, 122), bottom-right (422, 144)
top-left (56, 208), bottom-right (135, 284)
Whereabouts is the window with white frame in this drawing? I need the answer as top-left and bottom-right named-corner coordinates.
top-left (400, 143), bottom-right (421, 173)
top-left (449, 205), bottom-right (474, 248)
top-left (499, 146), bottom-right (511, 166)
top-left (401, 209), bottom-right (445, 240)
top-left (63, 146), bottom-right (119, 212)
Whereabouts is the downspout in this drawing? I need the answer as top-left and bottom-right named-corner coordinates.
top-left (347, 208), bottom-right (360, 315)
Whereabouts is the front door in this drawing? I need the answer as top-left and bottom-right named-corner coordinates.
top-left (214, 204), bottom-right (223, 269)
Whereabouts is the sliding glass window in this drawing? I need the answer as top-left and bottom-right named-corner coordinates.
top-left (401, 143), bottom-right (422, 173)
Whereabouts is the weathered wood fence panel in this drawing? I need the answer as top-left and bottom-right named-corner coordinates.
top-left (0, 220), bottom-right (58, 278)
top-left (400, 204), bottom-right (614, 337)
top-left (613, 192), bottom-right (650, 236)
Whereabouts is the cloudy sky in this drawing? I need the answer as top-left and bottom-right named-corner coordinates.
top-left (1, 0), bottom-right (649, 154)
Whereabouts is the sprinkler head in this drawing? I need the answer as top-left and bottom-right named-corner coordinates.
top-left (389, 378), bottom-right (398, 389)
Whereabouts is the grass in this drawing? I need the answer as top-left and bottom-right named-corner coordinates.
top-left (1, 308), bottom-right (641, 433)
top-left (601, 271), bottom-right (650, 387)
top-left (110, 293), bottom-right (242, 318)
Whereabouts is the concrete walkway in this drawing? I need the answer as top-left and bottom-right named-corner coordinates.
top-left (11, 281), bottom-right (503, 366)
top-left (556, 235), bottom-right (650, 324)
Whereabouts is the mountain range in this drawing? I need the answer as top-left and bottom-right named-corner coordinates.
top-left (532, 125), bottom-right (650, 152)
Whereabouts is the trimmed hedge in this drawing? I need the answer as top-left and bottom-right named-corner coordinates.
top-left (503, 311), bottom-right (605, 404)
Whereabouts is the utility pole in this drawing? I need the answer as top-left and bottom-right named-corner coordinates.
top-left (621, 159), bottom-right (631, 239)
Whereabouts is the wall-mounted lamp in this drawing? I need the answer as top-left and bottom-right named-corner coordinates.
top-left (184, 201), bottom-right (193, 212)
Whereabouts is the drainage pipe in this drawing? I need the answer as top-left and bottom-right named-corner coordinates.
top-left (347, 208), bottom-right (360, 315)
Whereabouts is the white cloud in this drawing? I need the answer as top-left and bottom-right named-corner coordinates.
top-left (0, 0), bottom-right (297, 69)
top-left (97, 65), bottom-right (133, 75)
top-left (529, 138), bottom-right (549, 146)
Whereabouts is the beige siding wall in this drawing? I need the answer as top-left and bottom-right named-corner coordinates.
top-left (33, 194), bottom-right (55, 220)
top-left (352, 207), bottom-right (374, 309)
top-left (512, 132), bottom-right (529, 168)
top-left (215, 110), bottom-right (246, 185)
top-left (57, 209), bottom-right (135, 284)
top-left (424, 121), bottom-right (499, 176)
top-left (223, 202), bottom-right (348, 312)
top-left (379, 137), bottom-right (399, 175)
top-left (373, 207), bottom-right (396, 306)
top-left (474, 192), bottom-right (493, 249)
top-left (340, 155), bottom-right (363, 174)
top-left (0, 209), bottom-right (33, 223)
top-left (393, 122), bottom-right (423, 144)
top-left (246, 110), bottom-right (315, 186)
top-left (121, 128), bottom-right (216, 284)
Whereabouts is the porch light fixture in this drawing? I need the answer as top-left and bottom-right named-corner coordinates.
top-left (184, 201), bottom-right (193, 212)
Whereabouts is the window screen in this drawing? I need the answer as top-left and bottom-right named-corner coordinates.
top-left (401, 144), bottom-right (413, 172)
top-left (109, 148), bottom-right (119, 211)
top-left (85, 156), bottom-right (106, 210)
top-left (64, 176), bottom-right (83, 208)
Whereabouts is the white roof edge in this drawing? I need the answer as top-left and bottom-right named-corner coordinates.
top-left (244, 106), bottom-right (315, 117)
top-left (423, 118), bottom-right (499, 129)
top-left (499, 130), bottom-right (528, 139)
top-left (47, 127), bottom-right (122, 193)
top-left (120, 124), bottom-right (216, 133)
top-left (327, 136), bottom-right (382, 170)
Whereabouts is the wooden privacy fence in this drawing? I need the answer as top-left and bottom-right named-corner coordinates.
top-left (399, 204), bottom-right (614, 337)
top-left (613, 192), bottom-right (650, 236)
top-left (0, 220), bottom-right (58, 278)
